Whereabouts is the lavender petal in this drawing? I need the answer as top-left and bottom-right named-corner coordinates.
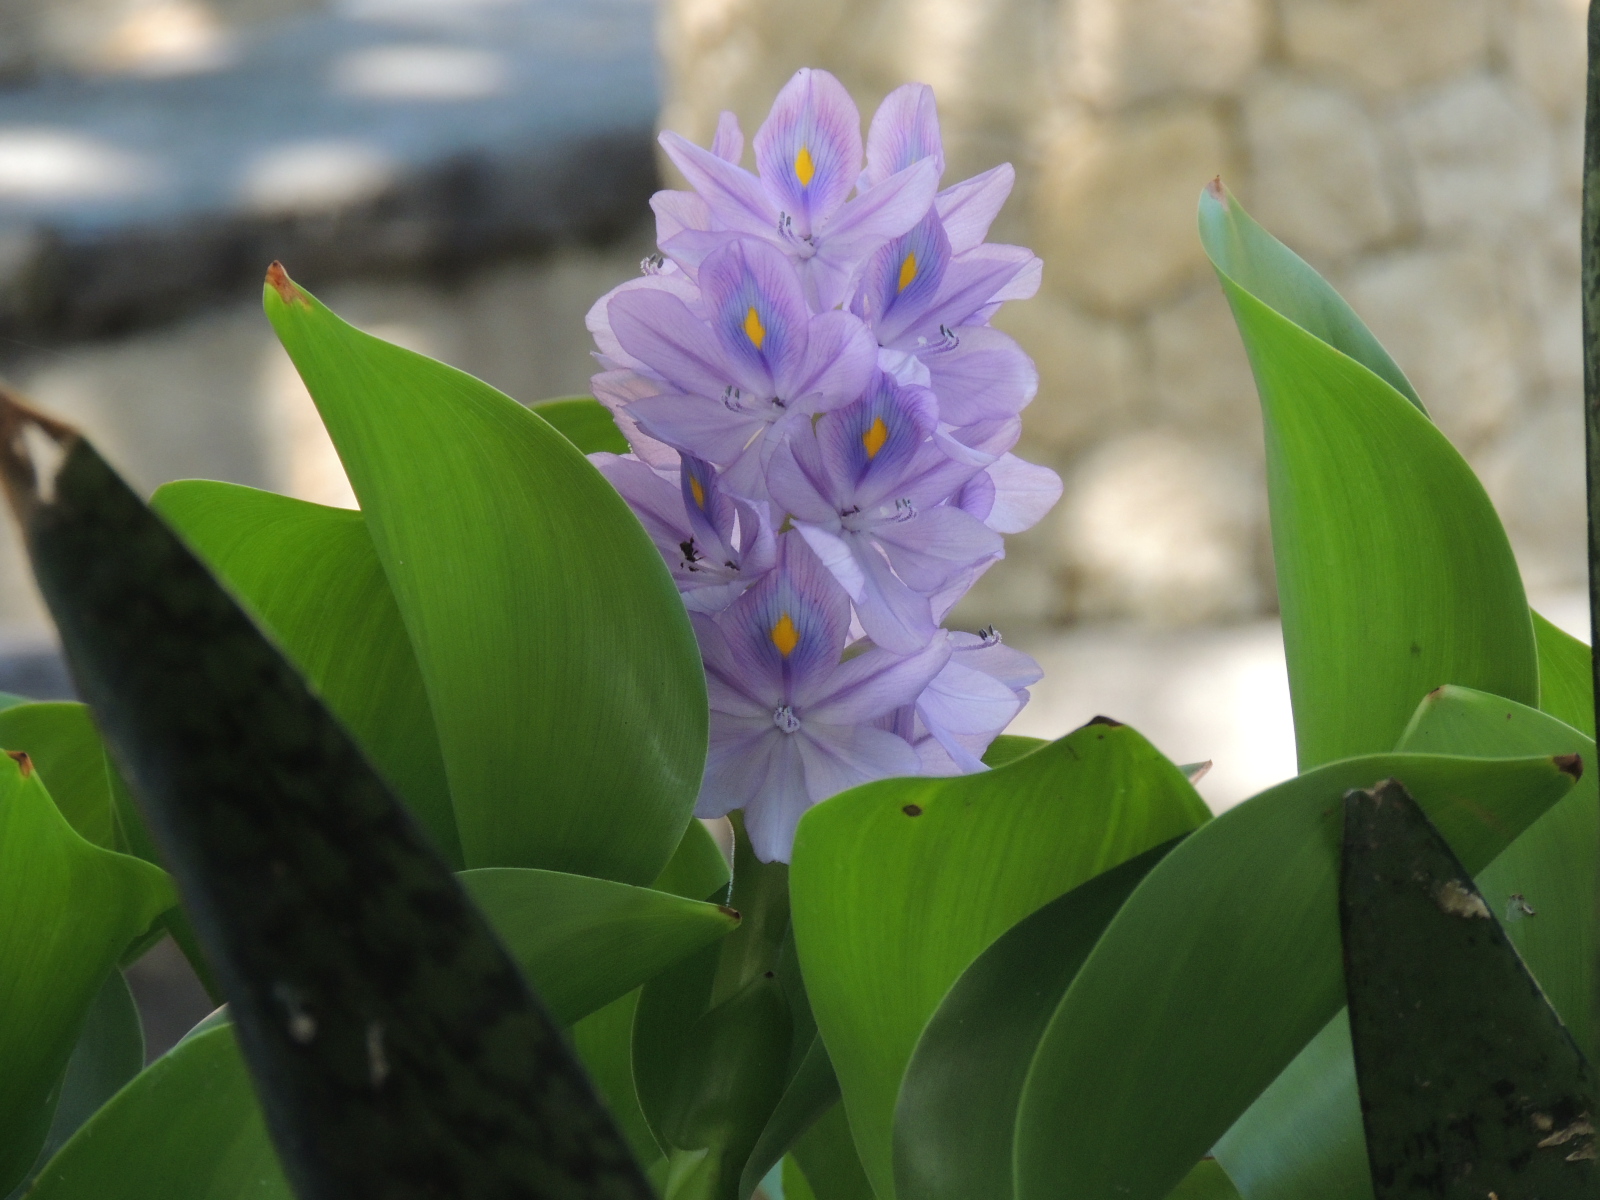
top-left (753, 67), bottom-right (863, 237)
top-left (862, 82), bottom-right (944, 189)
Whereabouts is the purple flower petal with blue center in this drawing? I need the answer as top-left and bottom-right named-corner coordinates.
top-left (691, 534), bottom-right (946, 861)
top-left (862, 82), bottom-right (944, 190)
top-left (754, 68), bottom-right (862, 238)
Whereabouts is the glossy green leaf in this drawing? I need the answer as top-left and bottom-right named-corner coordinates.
top-left (152, 480), bottom-right (460, 864)
top-left (1534, 611), bottom-right (1594, 736)
top-left (1200, 183), bottom-right (1537, 769)
top-left (1170, 1160), bottom-right (1246, 1200)
top-left (893, 837), bottom-right (1182, 1200)
top-left (1012, 750), bottom-right (1580, 1200)
top-left (1340, 779), bottom-right (1595, 1196)
top-left (4, 970), bottom-right (145, 1200)
top-left (788, 1106), bottom-right (874, 1200)
top-left (1215, 684), bottom-right (1600, 1200)
top-left (980, 734), bottom-right (1047, 767)
top-left (30, 1025), bottom-right (292, 1200)
top-left (654, 819), bottom-right (732, 903)
top-left (0, 402), bottom-right (653, 1198)
top-left (0, 752), bottom-right (173, 1191)
top-left (0, 702), bottom-right (117, 848)
top-left (460, 867), bottom-right (739, 1026)
top-left (265, 268), bottom-right (705, 883)
top-left (572, 991), bottom-right (666, 1174)
top-left (738, 1035), bottom-right (840, 1200)
top-left (791, 719), bottom-right (1210, 1199)
top-left (530, 396), bottom-right (630, 455)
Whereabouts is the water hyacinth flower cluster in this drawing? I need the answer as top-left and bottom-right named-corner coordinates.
top-left (587, 69), bottom-right (1061, 861)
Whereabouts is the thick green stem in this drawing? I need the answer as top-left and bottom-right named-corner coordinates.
top-left (1585, 0), bottom-right (1600, 1071)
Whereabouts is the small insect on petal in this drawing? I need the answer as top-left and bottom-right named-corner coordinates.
top-left (897, 252), bottom-right (918, 293)
top-left (771, 611), bottom-right (799, 656)
top-left (795, 145), bottom-right (815, 188)
top-left (862, 416), bottom-right (889, 459)
top-left (744, 305), bottom-right (767, 349)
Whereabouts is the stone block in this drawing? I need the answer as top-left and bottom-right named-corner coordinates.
top-left (1054, 0), bottom-right (1268, 109)
top-left (1058, 429), bottom-right (1266, 624)
top-left (1240, 73), bottom-right (1400, 264)
top-left (1478, 400), bottom-right (1586, 591)
top-left (1147, 284), bottom-right (1262, 442)
top-left (1340, 245), bottom-right (1524, 451)
top-left (1032, 103), bottom-right (1233, 314)
top-left (1501, 0), bottom-right (1588, 119)
top-left (995, 292), bottom-right (1143, 457)
top-left (1281, 0), bottom-right (1491, 93)
top-left (1397, 74), bottom-right (1555, 238)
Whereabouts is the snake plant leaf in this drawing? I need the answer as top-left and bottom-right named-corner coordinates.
top-left (530, 396), bottom-right (630, 455)
top-left (2, 970), bottom-right (145, 1200)
top-left (0, 701), bottom-right (117, 848)
top-left (1214, 684), bottom-right (1599, 1200)
top-left (791, 718), bottom-right (1210, 1200)
top-left (1200, 182), bottom-right (1537, 770)
top-left (1012, 750), bottom-right (1580, 1200)
top-left (459, 868), bottom-right (740, 1026)
top-left (29, 1025), bottom-right (293, 1200)
top-left (264, 265), bottom-right (705, 883)
top-left (893, 837), bottom-right (1183, 1200)
top-left (152, 481), bottom-right (460, 865)
top-left (0, 396), bottom-right (653, 1200)
top-left (1340, 780), bottom-right (1596, 1197)
top-left (0, 750), bottom-right (173, 1193)
top-left (1533, 611), bottom-right (1595, 736)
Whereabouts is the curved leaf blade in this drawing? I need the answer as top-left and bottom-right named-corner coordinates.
top-left (1013, 751), bottom-right (1580, 1200)
top-left (530, 396), bottom-right (630, 455)
top-left (791, 719), bottom-right (1210, 1200)
top-left (265, 268), bottom-right (706, 883)
top-left (1199, 183), bottom-right (1537, 769)
top-left (152, 480), bottom-right (460, 864)
top-left (0, 701), bottom-right (118, 848)
top-left (1533, 612), bottom-right (1594, 737)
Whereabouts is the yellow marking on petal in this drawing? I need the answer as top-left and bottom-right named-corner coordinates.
top-left (771, 612), bottom-right (799, 657)
top-left (795, 145), bottom-right (815, 188)
top-left (689, 475), bottom-right (706, 509)
top-left (744, 305), bottom-right (766, 349)
top-left (897, 251), bottom-right (918, 293)
top-left (863, 416), bottom-right (889, 459)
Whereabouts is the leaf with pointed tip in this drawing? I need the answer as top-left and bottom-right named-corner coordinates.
top-left (1012, 751), bottom-right (1580, 1200)
top-left (152, 480), bottom-right (461, 864)
top-left (1340, 780), bottom-right (1595, 1197)
top-left (980, 735), bottom-right (1046, 767)
top-left (0, 701), bottom-right (118, 848)
top-left (0, 396), bottom-right (654, 1200)
top-left (791, 719), bottom-right (1210, 1199)
top-left (531, 396), bottom-right (630, 455)
top-left (1200, 182), bottom-right (1537, 770)
top-left (0, 750), bottom-right (173, 1192)
top-left (1170, 1160), bottom-right (1246, 1200)
top-left (265, 269), bottom-right (705, 882)
top-left (893, 837), bottom-right (1183, 1200)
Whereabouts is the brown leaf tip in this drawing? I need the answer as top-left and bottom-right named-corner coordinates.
top-left (1555, 753), bottom-right (1583, 780)
top-left (6, 749), bottom-right (31, 777)
top-left (1086, 714), bottom-right (1123, 728)
top-left (265, 261), bottom-right (307, 307)
top-left (1205, 175), bottom-right (1225, 201)
top-left (718, 905), bottom-right (742, 922)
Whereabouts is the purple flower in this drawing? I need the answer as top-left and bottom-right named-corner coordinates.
top-left (591, 451), bottom-right (775, 613)
top-left (655, 69), bottom-right (941, 311)
top-left (768, 372), bottom-right (1002, 652)
top-left (910, 628), bottom-right (1043, 773)
top-left (595, 236), bottom-right (876, 497)
top-left (694, 535), bottom-right (949, 862)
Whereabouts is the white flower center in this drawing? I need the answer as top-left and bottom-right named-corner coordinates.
top-left (772, 705), bottom-right (801, 734)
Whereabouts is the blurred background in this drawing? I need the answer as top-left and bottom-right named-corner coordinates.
top-left (0, 0), bottom-right (1588, 1039)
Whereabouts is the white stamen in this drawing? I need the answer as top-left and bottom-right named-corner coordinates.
top-left (773, 705), bottom-right (800, 733)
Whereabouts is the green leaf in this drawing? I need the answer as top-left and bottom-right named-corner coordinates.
top-left (738, 1036), bottom-right (840, 1200)
top-left (980, 735), bottom-right (1047, 767)
top-left (530, 396), bottom-right (630, 455)
top-left (0, 400), bottom-right (654, 1197)
top-left (572, 991), bottom-right (667, 1174)
top-left (152, 480), bottom-right (461, 865)
top-left (0, 752), bottom-right (174, 1191)
top-left (264, 268), bottom-right (705, 882)
top-left (791, 718), bottom-right (1210, 1199)
top-left (654, 819), bottom-right (732, 902)
top-left (1215, 684), bottom-right (1600, 1200)
top-left (787, 1106), bottom-right (874, 1200)
top-left (893, 837), bottom-right (1183, 1200)
top-left (4, 970), bottom-right (145, 1200)
top-left (1012, 750), bottom-right (1581, 1200)
top-left (460, 867), bottom-right (739, 1026)
top-left (0, 692), bottom-right (28, 710)
top-left (30, 1025), bottom-right (292, 1200)
top-left (1340, 779), bottom-right (1595, 1196)
top-left (1199, 182), bottom-right (1537, 769)
top-left (0, 701), bottom-right (118, 848)
top-left (1533, 611), bottom-right (1594, 736)
top-left (1169, 1160), bottom-right (1246, 1200)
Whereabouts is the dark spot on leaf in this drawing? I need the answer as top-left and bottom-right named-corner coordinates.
top-left (902, 804), bottom-right (922, 817)
top-left (1555, 754), bottom-right (1583, 780)
top-left (764, 971), bottom-right (775, 979)
top-left (1409, 642), bottom-right (1421, 657)
top-left (5, 749), bottom-right (30, 777)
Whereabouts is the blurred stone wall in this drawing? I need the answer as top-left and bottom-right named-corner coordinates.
top-left (658, 0), bottom-right (1587, 626)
